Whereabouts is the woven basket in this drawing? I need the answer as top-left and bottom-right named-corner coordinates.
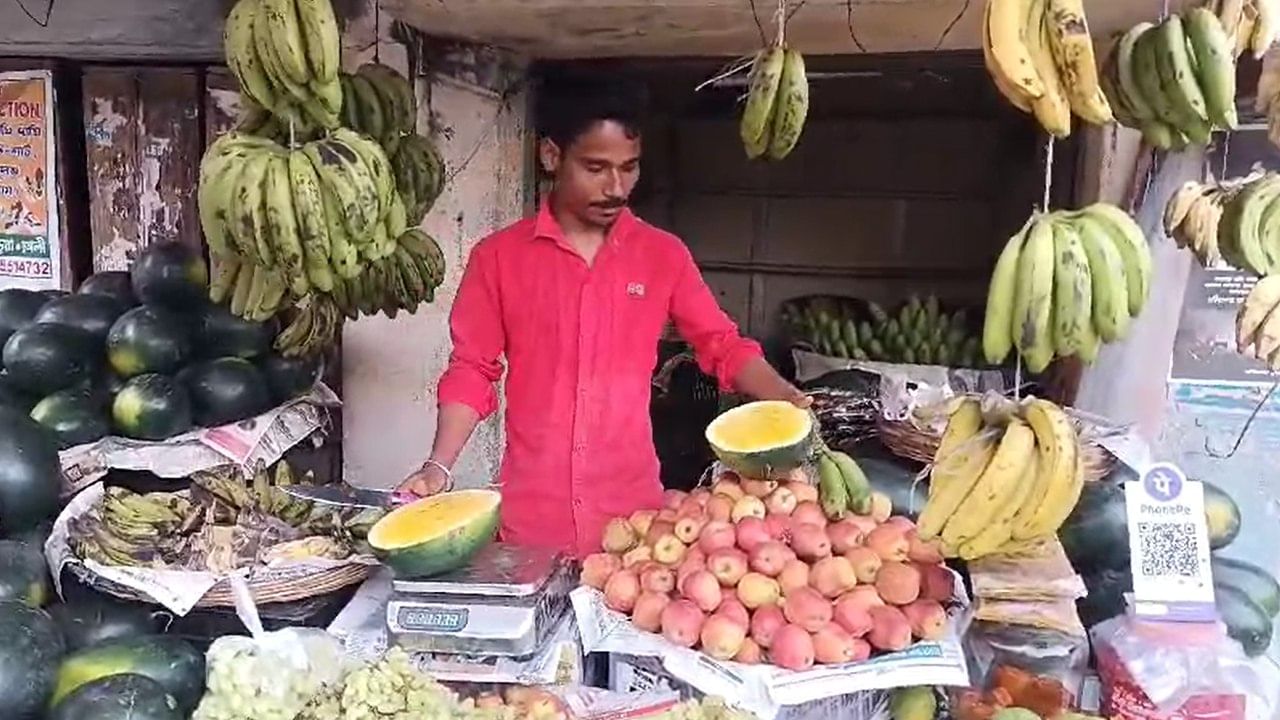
top-left (876, 417), bottom-right (1117, 483)
top-left (66, 560), bottom-right (374, 610)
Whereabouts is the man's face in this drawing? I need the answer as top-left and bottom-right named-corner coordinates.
top-left (540, 119), bottom-right (641, 229)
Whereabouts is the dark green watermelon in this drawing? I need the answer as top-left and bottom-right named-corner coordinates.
top-left (105, 306), bottom-right (191, 378)
top-left (195, 303), bottom-right (273, 359)
top-left (30, 390), bottom-right (110, 449)
top-left (1058, 480), bottom-right (1130, 574)
top-left (0, 600), bottom-right (65, 719)
top-left (49, 673), bottom-right (181, 720)
top-left (259, 352), bottom-right (322, 404)
top-left (34, 294), bottom-right (125, 343)
top-left (0, 371), bottom-right (37, 414)
top-left (0, 539), bottom-right (51, 607)
top-left (51, 635), bottom-right (204, 714)
top-left (0, 289), bottom-right (48, 347)
top-left (2, 520), bottom-right (50, 547)
top-left (39, 290), bottom-right (68, 301)
top-left (0, 408), bottom-right (61, 534)
top-left (130, 243), bottom-right (208, 311)
top-left (1, 324), bottom-right (99, 396)
top-left (112, 375), bottom-right (192, 441)
top-left (47, 598), bottom-right (159, 652)
top-left (77, 272), bottom-right (137, 308)
top-left (182, 358), bottom-right (270, 427)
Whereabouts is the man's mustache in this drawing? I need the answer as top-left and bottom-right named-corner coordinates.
top-left (592, 200), bottom-right (627, 209)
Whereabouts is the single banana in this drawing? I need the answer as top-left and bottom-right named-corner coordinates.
top-left (817, 452), bottom-right (851, 521)
top-left (294, 0), bottom-right (340, 83)
top-left (740, 47), bottom-right (786, 158)
top-left (304, 139), bottom-right (379, 240)
top-left (986, 0), bottom-right (1048, 101)
top-left (1236, 275), bottom-right (1280, 351)
top-left (223, 0), bottom-right (278, 111)
top-left (765, 48), bottom-right (809, 161)
top-left (334, 128), bottom-right (394, 215)
top-left (1026, 0), bottom-right (1073, 136)
top-left (229, 263), bottom-right (256, 318)
top-left (347, 74), bottom-right (386, 143)
top-left (263, 154), bottom-right (310, 298)
top-left (957, 450), bottom-right (1039, 560)
top-left (287, 149), bottom-right (335, 293)
top-left (982, 0), bottom-right (1032, 111)
top-left (1185, 8), bottom-right (1240, 128)
top-left (316, 178), bottom-right (362, 279)
top-left (1012, 215), bottom-right (1056, 372)
top-left (208, 253), bottom-right (241, 305)
top-left (262, 0), bottom-right (311, 85)
top-left (1044, 0), bottom-right (1112, 123)
top-left (393, 245), bottom-right (428, 304)
top-left (359, 63), bottom-right (414, 136)
top-left (940, 419), bottom-right (1038, 548)
top-left (1076, 213), bottom-right (1131, 341)
top-left (918, 430), bottom-right (999, 540)
top-left (829, 450), bottom-right (872, 514)
top-left (1253, 0), bottom-right (1278, 58)
top-left (229, 150), bottom-right (275, 267)
top-left (1115, 23), bottom-right (1157, 120)
top-left (927, 398), bottom-right (983, 500)
top-left (1050, 219), bottom-right (1093, 357)
top-left (982, 219), bottom-right (1029, 364)
top-left (1154, 16), bottom-right (1210, 124)
top-left (1011, 398), bottom-right (1080, 539)
top-left (1165, 181), bottom-right (1207, 236)
top-left (1133, 25), bottom-right (1183, 128)
top-left (1139, 119), bottom-right (1175, 149)
top-left (1221, 0), bottom-right (1247, 41)
top-left (1080, 203), bottom-right (1152, 316)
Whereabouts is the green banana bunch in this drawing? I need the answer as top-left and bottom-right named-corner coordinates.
top-left (981, 203), bottom-right (1151, 371)
top-left (738, 45), bottom-right (809, 161)
top-left (341, 64), bottom-right (418, 148)
top-left (273, 293), bottom-right (343, 358)
top-left (1167, 172), bottom-right (1280, 276)
top-left (389, 133), bottom-right (445, 224)
top-left (782, 294), bottom-right (984, 368)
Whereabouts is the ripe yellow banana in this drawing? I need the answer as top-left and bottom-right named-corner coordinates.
top-left (983, 0), bottom-right (1032, 112)
top-left (957, 450), bottom-right (1038, 559)
top-left (983, 218), bottom-right (1030, 364)
top-left (940, 419), bottom-right (1038, 548)
top-left (1165, 181), bottom-right (1207, 236)
top-left (1025, 0), bottom-right (1073, 136)
top-left (1011, 398), bottom-right (1080, 539)
top-left (1043, 0), bottom-right (1112, 124)
top-left (986, 0), bottom-right (1048, 101)
top-left (919, 422), bottom-right (1000, 541)
top-left (1238, 275), bottom-right (1280, 352)
top-left (928, 398), bottom-right (984, 501)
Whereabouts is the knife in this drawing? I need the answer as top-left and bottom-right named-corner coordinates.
top-left (281, 484), bottom-right (418, 509)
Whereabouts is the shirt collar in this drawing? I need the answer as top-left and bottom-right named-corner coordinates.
top-left (532, 197), bottom-right (637, 247)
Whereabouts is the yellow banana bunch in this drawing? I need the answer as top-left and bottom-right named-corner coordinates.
top-left (738, 45), bottom-right (809, 161)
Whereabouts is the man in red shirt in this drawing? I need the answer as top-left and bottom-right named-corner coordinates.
top-left (399, 71), bottom-right (806, 556)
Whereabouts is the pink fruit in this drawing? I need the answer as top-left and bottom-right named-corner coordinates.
top-left (791, 501), bottom-right (828, 528)
top-left (684, 546), bottom-right (707, 566)
top-left (916, 563), bottom-right (955, 602)
top-left (865, 525), bottom-right (910, 563)
top-left (764, 486), bottom-right (798, 516)
top-left (840, 585), bottom-right (886, 610)
top-left (707, 547), bottom-right (749, 587)
top-left (698, 521), bottom-right (738, 553)
top-left (843, 546), bottom-right (883, 583)
top-left (782, 586), bottom-right (833, 632)
top-left (581, 553), bottom-right (622, 590)
top-left (790, 523), bottom-right (832, 561)
top-left (875, 562), bottom-right (922, 605)
top-left (632, 591), bottom-right (671, 632)
top-left (656, 508), bottom-right (679, 524)
top-left (622, 545), bottom-right (653, 568)
top-left (769, 624), bottom-right (816, 671)
top-left (644, 520), bottom-right (676, 546)
top-left (762, 514), bottom-right (791, 541)
top-left (601, 518), bottom-right (639, 554)
top-left (736, 572), bottom-right (782, 609)
top-left (749, 604), bottom-right (786, 648)
top-left (680, 569), bottom-right (723, 613)
top-left (706, 495), bottom-right (734, 522)
top-left (663, 489), bottom-right (688, 511)
top-left (676, 555), bottom-right (706, 589)
top-left (640, 564), bottom-right (676, 594)
top-left (749, 541), bottom-right (794, 577)
top-left (846, 515), bottom-right (878, 536)
top-left (741, 478), bottom-right (778, 498)
top-left (826, 520), bottom-right (866, 554)
top-left (661, 599), bottom-right (706, 648)
top-left (689, 489), bottom-right (712, 507)
top-left (868, 492), bottom-right (893, 523)
top-left (731, 495), bottom-right (767, 523)
top-left (785, 481), bottom-right (819, 505)
top-left (628, 510), bottom-right (658, 538)
top-left (907, 533), bottom-right (945, 564)
top-left (866, 605), bottom-right (913, 652)
top-left (711, 476), bottom-right (744, 500)
top-left (809, 556), bottom-right (857, 599)
top-left (848, 637), bottom-right (872, 662)
top-left (700, 614), bottom-right (748, 660)
top-left (812, 623), bottom-right (858, 665)
top-left (714, 597), bottom-right (751, 628)
top-left (604, 570), bottom-right (640, 613)
top-left (778, 560), bottom-right (811, 596)
top-left (674, 515), bottom-right (707, 544)
top-left (832, 594), bottom-right (874, 637)
top-left (734, 637), bottom-right (764, 664)
top-left (652, 534), bottom-right (688, 566)
top-left (676, 498), bottom-right (706, 520)
top-left (734, 517), bottom-right (772, 553)
top-left (884, 516), bottom-right (915, 532)
top-left (901, 599), bottom-right (947, 640)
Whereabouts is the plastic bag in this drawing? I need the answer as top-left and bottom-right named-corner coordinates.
top-left (968, 539), bottom-right (1087, 601)
top-left (963, 621), bottom-right (1090, 702)
top-left (974, 598), bottom-right (1087, 638)
top-left (1092, 614), bottom-right (1280, 720)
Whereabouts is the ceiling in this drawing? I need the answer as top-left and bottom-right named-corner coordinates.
top-left (385, 0), bottom-right (1161, 58)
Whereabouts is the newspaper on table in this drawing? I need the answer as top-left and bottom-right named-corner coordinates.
top-left (327, 569), bottom-right (583, 686)
top-left (45, 480), bottom-right (379, 616)
top-left (572, 581), bottom-right (971, 720)
top-left (58, 384), bottom-right (340, 497)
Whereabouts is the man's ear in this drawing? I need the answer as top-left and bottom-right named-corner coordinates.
top-left (538, 137), bottom-right (561, 175)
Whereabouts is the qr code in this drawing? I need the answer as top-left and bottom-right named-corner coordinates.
top-left (1136, 522), bottom-right (1199, 577)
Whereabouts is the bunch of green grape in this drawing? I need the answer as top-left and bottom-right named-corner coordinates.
top-left (335, 648), bottom-right (459, 720)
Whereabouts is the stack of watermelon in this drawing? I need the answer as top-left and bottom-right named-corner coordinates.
top-left (0, 242), bottom-right (324, 450)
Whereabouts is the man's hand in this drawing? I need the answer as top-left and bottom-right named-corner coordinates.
top-left (787, 387), bottom-right (813, 409)
top-left (397, 461), bottom-right (452, 498)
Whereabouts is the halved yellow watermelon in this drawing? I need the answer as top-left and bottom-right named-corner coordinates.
top-left (705, 401), bottom-right (815, 479)
top-left (368, 489), bottom-right (500, 577)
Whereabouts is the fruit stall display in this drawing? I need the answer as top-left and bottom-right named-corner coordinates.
top-left (783, 295), bottom-right (987, 368)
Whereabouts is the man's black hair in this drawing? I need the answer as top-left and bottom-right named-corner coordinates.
top-left (536, 66), bottom-right (648, 149)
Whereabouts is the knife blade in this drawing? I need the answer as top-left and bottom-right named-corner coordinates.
top-left (281, 484), bottom-right (417, 509)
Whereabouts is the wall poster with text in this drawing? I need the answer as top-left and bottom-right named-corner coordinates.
top-left (0, 70), bottom-right (59, 290)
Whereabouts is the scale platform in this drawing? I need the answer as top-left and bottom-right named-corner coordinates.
top-left (386, 542), bottom-right (577, 658)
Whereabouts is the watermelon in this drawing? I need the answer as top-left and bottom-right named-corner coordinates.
top-left (34, 295), bottom-right (125, 343)
top-left (0, 408), bottom-right (62, 534)
top-left (39, 290), bottom-right (68, 301)
top-left (77, 272), bottom-right (137, 308)
top-left (258, 352), bottom-right (322, 404)
top-left (705, 401), bottom-right (815, 479)
top-left (2, 324), bottom-right (99, 396)
top-left (195, 303), bottom-right (274, 359)
top-left (51, 635), bottom-right (205, 713)
top-left (181, 357), bottom-right (271, 427)
top-left (47, 598), bottom-right (159, 652)
top-left (0, 371), bottom-right (37, 413)
top-left (112, 375), bottom-right (192, 441)
top-left (0, 540), bottom-right (51, 607)
top-left (30, 389), bottom-right (110, 449)
top-left (49, 673), bottom-right (181, 720)
top-left (0, 288), bottom-right (48, 347)
top-left (130, 243), bottom-right (208, 311)
top-left (1203, 480), bottom-right (1242, 551)
top-left (368, 489), bottom-right (500, 577)
top-left (106, 306), bottom-right (191, 378)
top-left (0, 600), bottom-right (65, 719)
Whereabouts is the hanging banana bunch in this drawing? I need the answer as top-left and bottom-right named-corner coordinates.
top-left (738, 44), bottom-right (809, 161)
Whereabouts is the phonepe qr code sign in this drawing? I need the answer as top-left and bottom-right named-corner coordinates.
top-left (1124, 462), bottom-right (1217, 622)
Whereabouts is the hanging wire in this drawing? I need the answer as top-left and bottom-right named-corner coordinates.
top-left (774, 0), bottom-right (788, 46)
top-left (1041, 136), bottom-right (1055, 211)
top-left (845, 0), bottom-right (868, 52)
top-left (933, 0), bottom-right (973, 51)
top-left (748, 0), bottom-right (768, 46)
top-left (14, 0), bottom-right (53, 27)
top-left (373, 0), bottom-right (382, 63)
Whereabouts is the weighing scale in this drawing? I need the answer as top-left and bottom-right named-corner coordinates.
top-left (385, 543), bottom-right (577, 658)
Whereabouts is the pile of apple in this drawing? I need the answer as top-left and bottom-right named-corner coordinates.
top-left (580, 471), bottom-right (956, 671)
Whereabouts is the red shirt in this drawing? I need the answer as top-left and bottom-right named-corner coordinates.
top-left (437, 202), bottom-right (763, 556)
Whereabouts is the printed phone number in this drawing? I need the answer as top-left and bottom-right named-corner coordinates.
top-left (0, 257), bottom-right (52, 278)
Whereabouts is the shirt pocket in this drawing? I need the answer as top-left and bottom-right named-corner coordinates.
top-left (611, 277), bottom-right (666, 371)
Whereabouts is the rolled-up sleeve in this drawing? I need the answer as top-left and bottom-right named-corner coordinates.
top-left (668, 245), bottom-right (763, 391)
top-left (437, 245), bottom-right (505, 419)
